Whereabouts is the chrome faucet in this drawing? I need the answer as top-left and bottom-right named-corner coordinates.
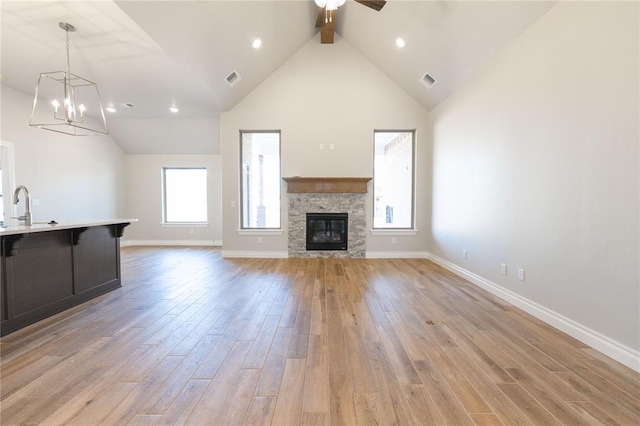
top-left (12, 185), bottom-right (32, 226)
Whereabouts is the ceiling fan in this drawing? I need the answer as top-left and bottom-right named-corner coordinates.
top-left (314, 0), bottom-right (386, 44)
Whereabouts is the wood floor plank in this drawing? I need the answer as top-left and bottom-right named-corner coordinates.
top-left (141, 333), bottom-right (220, 415)
top-left (375, 322), bottom-right (421, 386)
top-left (505, 367), bottom-right (586, 425)
top-left (244, 396), bottom-right (277, 426)
top-left (215, 368), bottom-right (261, 425)
top-left (1, 247), bottom-right (638, 426)
top-left (442, 347), bottom-right (534, 426)
top-left (469, 412), bottom-right (504, 425)
top-left (243, 315), bottom-right (281, 369)
top-left (186, 340), bottom-right (253, 424)
top-left (401, 384), bottom-right (444, 425)
top-left (326, 266), bottom-right (358, 425)
top-left (495, 382), bottom-right (561, 425)
top-left (100, 356), bottom-right (185, 425)
top-left (302, 334), bottom-right (329, 414)
top-left (353, 392), bottom-right (386, 425)
top-left (255, 327), bottom-right (293, 396)
top-left (368, 341), bottom-right (417, 425)
top-left (271, 358), bottom-right (307, 426)
top-left (159, 378), bottom-right (211, 425)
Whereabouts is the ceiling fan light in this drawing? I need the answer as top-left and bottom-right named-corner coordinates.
top-left (321, 0), bottom-right (343, 11)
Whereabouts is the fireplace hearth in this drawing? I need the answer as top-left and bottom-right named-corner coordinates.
top-left (306, 213), bottom-right (348, 251)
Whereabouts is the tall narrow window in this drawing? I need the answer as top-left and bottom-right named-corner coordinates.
top-left (163, 167), bottom-right (207, 223)
top-left (373, 130), bottom-right (415, 229)
top-left (240, 131), bottom-right (281, 229)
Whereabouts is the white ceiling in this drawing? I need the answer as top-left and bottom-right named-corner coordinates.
top-left (1, 0), bottom-right (555, 154)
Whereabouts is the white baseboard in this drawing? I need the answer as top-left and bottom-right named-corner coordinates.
top-left (221, 250), bottom-right (289, 259)
top-left (425, 252), bottom-right (640, 373)
top-left (366, 251), bottom-right (429, 259)
top-left (122, 239), bottom-right (222, 247)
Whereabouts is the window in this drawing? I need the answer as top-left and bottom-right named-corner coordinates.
top-left (373, 130), bottom-right (415, 229)
top-left (162, 167), bottom-right (207, 223)
top-left (240, 131), bottom-right (281, 229)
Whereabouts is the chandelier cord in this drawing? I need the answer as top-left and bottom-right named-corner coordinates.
top-left (64, 27), bottom-right (70, 122)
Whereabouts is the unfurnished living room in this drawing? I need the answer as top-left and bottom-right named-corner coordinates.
top-left (0, 1), bottom-right (638, 425)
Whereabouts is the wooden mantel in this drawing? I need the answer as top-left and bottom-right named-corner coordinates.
top-left (283, 177), bottom-right (372, 193)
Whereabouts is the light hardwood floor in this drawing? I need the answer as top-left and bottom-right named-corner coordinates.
top-left (1, 247), bottom-right (638, 425)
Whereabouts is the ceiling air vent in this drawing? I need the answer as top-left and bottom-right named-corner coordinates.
top-left (225, 71), bottom-right (241, 87)
top-left (420, 73), bottom-right (437, 89)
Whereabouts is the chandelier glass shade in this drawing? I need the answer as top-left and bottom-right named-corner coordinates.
top-left (29, 22), bottom-right (108, 136)
top-left (314, 0), bottom-right (346, 11)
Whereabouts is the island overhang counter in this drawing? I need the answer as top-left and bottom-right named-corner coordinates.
top-left (1, 219), bottom-right (137, 336)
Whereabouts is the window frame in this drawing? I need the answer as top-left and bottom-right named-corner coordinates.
top-left (162, 166), bottom-right (208, 225)
top-left (372, 129), bottom-right (417, 232)
top-left (239, 130), bottom-right (282, 231)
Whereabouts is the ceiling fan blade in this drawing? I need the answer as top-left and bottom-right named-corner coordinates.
top-left (315, 6), bottom-right (326, 28)
top-left (354, 0), bottom-right (386, 11)
top-left (320, 9), bottom-right (335, 44)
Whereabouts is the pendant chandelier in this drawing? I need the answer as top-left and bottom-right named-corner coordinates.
top-left (29, 22), bottom-right (108, 136)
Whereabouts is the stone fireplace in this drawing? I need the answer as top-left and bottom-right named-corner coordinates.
top-left (284, 177), bottom-right (371, 258)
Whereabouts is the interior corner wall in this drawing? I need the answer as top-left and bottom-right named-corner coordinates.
top-left (0, 85), bottom-right (126, 222)
top-left (428, 2), bottom-right (639, 357)
top-left (123, 154), bottom-right (222, 245)
top-left (220, 34), bottom-right (430, 255)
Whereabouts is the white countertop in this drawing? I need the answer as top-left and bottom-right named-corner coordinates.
top-left (0, 219), bottom-right (138, 236)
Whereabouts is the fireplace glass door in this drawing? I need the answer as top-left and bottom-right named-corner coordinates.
top-left (306, 213), bottom-right (348, 251)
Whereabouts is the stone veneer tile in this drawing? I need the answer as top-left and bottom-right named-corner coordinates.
top-left (288, 193), bottom-right (367, 258)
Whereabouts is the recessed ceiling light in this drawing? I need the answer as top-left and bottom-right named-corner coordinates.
top-left (396, 37), bottom-right (406, 48)
top-left (169, 106), bottom-right (179, 113)
top-left (252, 38), bottom-right (262, 49)
top-left (105, 106), bottom-right (116, 113)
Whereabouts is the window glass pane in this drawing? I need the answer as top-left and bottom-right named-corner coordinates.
top-left (241, 132), bottom-right (281, 228)
top-left (373, 131), bottom-right (414, 229)
top-left (163, 168), bottom-right (207, 223)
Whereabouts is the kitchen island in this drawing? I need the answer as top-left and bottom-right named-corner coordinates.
top-left (1, 219), bottom-right (136, 336)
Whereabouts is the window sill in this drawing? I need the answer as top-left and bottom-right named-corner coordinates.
top-left (370, 229), bottom-right (419, 236)
top-left (162, 222), bottom-right (209, 227)
top-left (236, 228), bottom-right (283, 236)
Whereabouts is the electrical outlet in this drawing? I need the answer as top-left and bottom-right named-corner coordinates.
top-left (501, 263), bottom-right (507, 275)
top-left (391, 237), bottom-right (397, 244)
top-left (463, 250), bottom-right (467, 259)
top-left (319, 143), bottom-right (325, 150)
top-left (258, 237), bottom-right (263, 244)
top-left (189, 228), bottom-right (194, 235)
top-left (518, 268), bottom-right (525, 281)
top-left (330, 143), bottom-right (335, 150)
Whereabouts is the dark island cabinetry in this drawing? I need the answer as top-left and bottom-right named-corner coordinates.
top-left (1, 221), bottom-right (131, 336)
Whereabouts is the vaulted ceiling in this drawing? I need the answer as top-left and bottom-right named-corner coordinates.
top-left (1, 1), bottom-right (554, 154)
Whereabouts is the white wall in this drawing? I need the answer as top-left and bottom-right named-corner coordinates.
top-left (428, 2), bottom-right (639, 362)
top-left (221, 34), bottom-right (430, 255)
top-left (0, 85), bottom-right (125, 222)
top-left (108, 118), bottom-right (220, 155)
top-left (123, 155), bottom-right (222, 245)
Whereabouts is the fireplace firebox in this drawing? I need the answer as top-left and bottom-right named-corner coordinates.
top-left (306, 213), bottom-right (348, 251)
